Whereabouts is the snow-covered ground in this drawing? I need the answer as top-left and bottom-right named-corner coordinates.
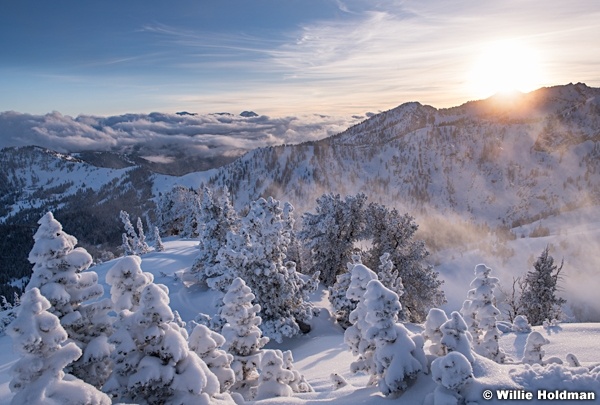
top-left (1, 234), bottom-right (599, 404)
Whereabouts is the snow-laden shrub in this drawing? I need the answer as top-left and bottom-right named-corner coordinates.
top-left (522, 331), bottom-right (550, 365)
top-left (8, 288), bottom-right (111, 405)
top-left (252, 350), bottom-right (295, 400)
top-left (428, 352), bottom-right (473, 405)
top-left (511, 315), bottom-right (532, 333)
top-left (423, 308), bottom-right (449, 356)
top-left (26, 212), bottom-right (113, 388)
top-left (189, 323), bottom-right (235, 393)
top-left (282, 350), bottom-right (313, 393)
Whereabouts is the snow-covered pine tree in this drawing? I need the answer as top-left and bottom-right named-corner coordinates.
top-left (377, 252), bottom-right (407, 321)
top-left (363, 279), bottom-right (426, 396)
top-left (104, 283), bottom-right (225, 404)
top-left (8, 288), bottom-right (111, 405)
top-left (120, 210), bottom-right (150, 256)
top-left (440, 311), bottom-right (475, 364)
top-left (328, 255), bottom-right (362, 328)
top-left (299, 193), bottom-right (367, 286)
top-left (187, 187), bottom-right (238, 288)
top-left (463, 264), bottom-right (505, 363)
top-left (344, 262), bottom-right (379, 380)
top-left (156, 185), bottom-right (202, 238)
top-left (365, 203), bottom-right (445, 322)
top-left (106, 255), bottom-right (154, 312)
top-left (423, 308), bottom-right (449, 356)
top-left (220, 277), bottom-right (269, 384)
top-left (153, 226), bottom-right (165, 252)
top-left (26, 212), bottom-right (113, 388)
top-left (519, 246), bottom-right (566, 326)
top-left (188, 323), bottom-right (235, 393)
top-left (221, 197), bottom-right (314, 342)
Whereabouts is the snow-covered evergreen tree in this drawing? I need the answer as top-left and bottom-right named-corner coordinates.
top-left (156, 185), bottom-right (202, 238)
top-left (120, 210), bottom-right (150, 256)
top-left (299, 193), bottom-right (367, 286)
top-left (106, 255), bottom-right (154, 312)
top-left (377, 252), bottom-right (407, 321)
top-left (8, 288), bottom-right (111, 405)
top-left (519, 246), bottom-right (566, 326)
top-left (282, 350), bottom-right (313, 393)
top-left (104, 283), bottom-right (225, 404)
top-left (344, 262), bottom-right (379, 379)
top-left (26, 212), bottom-right (113, 388)
top-left (220, 197), bottom-right (314, 341)
top-left (328, 255), bottom-right (362, 328)
top-left (188, 323), bottom-right (235, 393)
top-left (463, 264), bottom-right (505, 363)
top-left (522, 331), bottom-right (550, 365)
top-left (187, 187), bottom-right (238, 288)
top-left (220, 277), bottom-right (269, 384)
top-left (153, 226), bottom-right (165, 252)
top-left (363, 279), bottom-right (426, 396)
top-left (365, 203), bottom-right (445, 322)
top-left (428, 352), bottom-right (473, 405)
top-left (423, 308), bottom-right (449, 356)
top-left (440, 311), bottom-right (474, 364)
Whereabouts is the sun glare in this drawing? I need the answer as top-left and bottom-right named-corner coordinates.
top-left (467, 40), bottom-right (545, 100)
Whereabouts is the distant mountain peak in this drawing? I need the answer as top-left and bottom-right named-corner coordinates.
top-left (240, 111), bottom-right (259, 117)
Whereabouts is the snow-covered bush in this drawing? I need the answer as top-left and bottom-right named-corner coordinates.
top-left (220, 277), bottom-right (269, 383)
top-left (423, 308), bottom-right (449, 356)
top-left (188, 323), bottom-right (235, 393)
top-left (26, 212), bottom-right (113, 387)
top-left (8, 288), bottom-right (111, 405)
top-left (363, 279), bottom-right (426, 396)
top-left (522, 331), bottom-right (550, 365)
top-left (106, 255), bottom-right (154, 312)
top-left (344, 262), bottom-right (379, 378)
top-left (440, 311), bottom-right (475, 364)
top-left (428, 352), bottom-right (473, 405)
top-left (104, 283), bottom-right (225, 404)
top-left (252, 349), bottom-right (295, 400)
top-left (512, 315), bottom-right (532, 333)
top-left (282, 350), bottom-right (313, 393)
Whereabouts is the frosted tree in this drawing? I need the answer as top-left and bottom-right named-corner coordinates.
top-left (156, 185), bottom-right (202, 237)
top-left (519, 246), bottom-right (566, 326)
top-left (153, 226), bottom-right (164, 252)
top-left (105, 255), bottom-right (154, 312)
top-left (344, 262), bottom-right (379, 379)
top-left (8, 288), bottom-right (111, 405)
top-left (522, 331), bottom-right (550, 365)
top-left (220, 277), bottom-right (269, 384)
top-left (428, 352), bottom-right (474, 405)
top-left (328, 255), bottom-right (362, 328)
top-left (221, 197), bottom-right (314, 341)
top-left (440, 311), bottom-right (474, 364)
top-left (365, 203), bottom-right (445, 322)
top-left (104, 283), bottom-right (225, 404)
top-left (187, 187), bottom-right (238, 288)
top-left (299, 193), bottom-right (368, 286)
top-left (377, 252), bottom-right (407, 321)
top-left (363, 279), bottom-right (427, 396)
top-left (26, 212), bottom-right (113, 388)
top-left (423, 308), bottom-right (449, 356)
top-left (120, 210), bottom-right (150, 255)
top-left (188, 323), bottom-right (235, 393)
top-left (463, 264), bottom-right (505, 363)
top-left (252, 350), bottom-right (295, 400)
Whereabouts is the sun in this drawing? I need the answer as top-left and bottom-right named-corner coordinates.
top-left (467, 39), bottom-right (545, 100)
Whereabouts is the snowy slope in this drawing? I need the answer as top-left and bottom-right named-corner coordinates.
top-left (2, 236), bottom-right (599, 404)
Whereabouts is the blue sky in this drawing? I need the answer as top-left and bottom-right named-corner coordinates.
top-left (1, 0), bottom-right (599, 116)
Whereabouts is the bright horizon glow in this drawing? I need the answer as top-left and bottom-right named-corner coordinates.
top-left (0, 1), bottom-right (599, 117)
top-left (467, 40), bottom-right (547, 100)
